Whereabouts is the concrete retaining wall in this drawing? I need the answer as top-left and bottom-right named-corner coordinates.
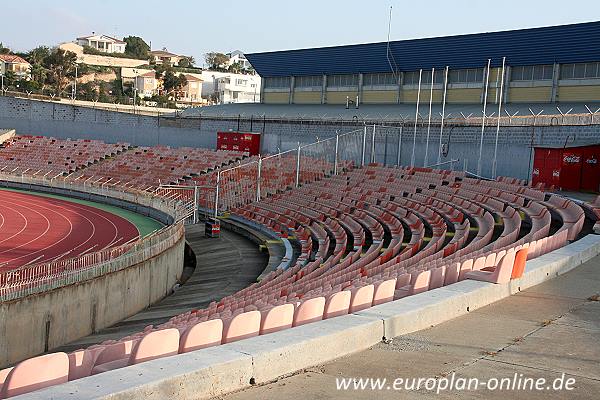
top-left (18, 233), bottom-right (600, 400)
top-left (0, 184), bottom-right (185, 368)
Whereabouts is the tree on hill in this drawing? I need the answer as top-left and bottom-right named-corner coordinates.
top-left (44, 49), bottom-right (77, 93)
top-left (123, 36), bottom-right (150, 60)
top-left (162, 69), bottom-right (187, 99)
top-left (27, 46), bottom-right (51, 86)
top-left (178, 56), bottom-right (195, 68)
top-left (204, 52), bottom-right (229, 70)
top-left (0, 42), bottom-right (10, 54)
top-left (228, 61), bottom-right (243, 74)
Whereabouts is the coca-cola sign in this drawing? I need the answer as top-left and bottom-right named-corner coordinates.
top-left (552, 170), bottom-right (560, 178)
top-left (563, 154), bottom-right (581, 164)
top-left (586, 157), bottom-right (597, 165)
top-left (533, 168), bottom-right (539, 175)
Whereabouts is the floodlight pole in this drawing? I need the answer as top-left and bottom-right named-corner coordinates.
top-left (438, 66), bottom-right (449, 165)
top-left (492, 57), bottom-right (506, 179)
top-left (477, 59), bottom-right (491, 176)
top-left (361, 125), bottom-right (367, 166)
top-left (411, 69), bottom-right (422, 167)
top-left (424, 67), bottom-right (435, 166)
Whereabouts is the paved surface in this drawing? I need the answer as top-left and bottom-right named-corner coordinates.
top-left (218, 254), bottom-right (600, 400)
top-left (59, 225), bottom-right (269, 351)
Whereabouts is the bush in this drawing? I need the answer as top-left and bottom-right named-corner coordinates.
top-left (82, 45), bottom-right (148, 60)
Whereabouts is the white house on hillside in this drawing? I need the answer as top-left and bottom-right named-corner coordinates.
top-left (76, 34), bottom-right (126, 53)
top-left (200, 70), bottom-right (260, 104)
top-left (226, 50), bottom-right (252, 70)
top-left (149, 49), bottom-right (186, 66)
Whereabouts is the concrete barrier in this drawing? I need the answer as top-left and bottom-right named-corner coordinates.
top-left (14, 233), bottom-right (600, 400)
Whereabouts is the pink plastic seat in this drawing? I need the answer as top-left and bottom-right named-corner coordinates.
top-left (1, 353), bottom-right (69, 398)
top-left (67, 347), bottom-right (104, 381)
top-left (429, 266), bottom-right (446, 289)
top-left (350, 284), bottom-right (375, 312)
top-left (223, 310), bottom-right (261, 343)
top-left (260, 304), bottom-right (294, 334)
top-left (324, 291), bottom-right (351, 318)
top-left (395, 273), bottom-right (411, 289)
top-left (465, 251), bottom-right (516, 284)
top-left (472, 256), bottom-right (486, 271)
top-left (444, 262), bottom-right (460, 285)
top-left (93, 339), bottom-right (136, 367)
top-left (395, 270), bottom-right (431, 299)
top-left (372, 278), bottom-right (397, 306)
top-left (293, 297), bottom-right (325, 327)
top-left (92, 329), bottom-right (180, 375)
top-left (458, 259), bottom-right (474, 280)
top-left (179, 319), bottom-right (223, 353)
top-left (0, 367), bottom-right (13, 394)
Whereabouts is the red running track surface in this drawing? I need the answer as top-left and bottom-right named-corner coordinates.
top-left (0, 190), bottom-right (139, 270)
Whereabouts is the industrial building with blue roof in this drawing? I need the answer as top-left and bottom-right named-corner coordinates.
top-left (245, 21), bottom-right (600, 106)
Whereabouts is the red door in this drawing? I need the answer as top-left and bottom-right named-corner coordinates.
top-left (560, 149), bottom-right (583, 191)
top-left (581, 146), bottom-right (600, 192)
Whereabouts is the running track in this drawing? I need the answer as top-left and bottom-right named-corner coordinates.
top-left (0, 190), bottom-right (140, 270)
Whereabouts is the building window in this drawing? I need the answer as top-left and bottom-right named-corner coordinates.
top-left (295, 75), bottom-right (323, 88)
top-left (560, 62), bottom-right (600, 79)
top-left (447, 68), bottom-right (485, 84)
top-left (404, 69), bottom-right (445, 85)
top-left (327, 74), bottom-right (358, 88)
top-left (511, 65), bottom-right (553, 81)
top-left (264, 76), bottom-right (291, 88)
top-left (363, 73), bottom-right (397, 87)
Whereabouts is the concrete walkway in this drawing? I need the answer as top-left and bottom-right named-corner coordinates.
top-left (59, 225), bottom-right (269, 351)
top-left (219, 254), bottom-right (600, 400)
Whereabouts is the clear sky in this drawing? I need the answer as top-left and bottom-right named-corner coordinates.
top-left (1, 0), bottom-right (599, 66)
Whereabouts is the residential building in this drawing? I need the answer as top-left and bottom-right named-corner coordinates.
top-left (76, 34), bottom-right (126, 53)
top-left (178, 74), bottom-right (203, 103)
top-left (0, 54), bottom-right (31, 79)
top-left (247, 21), bottom-right (600, 105)
top-left (150, 49), bottom-right (186, 66)
top-left (200, 70), bottom-right (261, 104)
top-left (121, 68), bottom-right (157, 97)
top-left (227, 50), bottom-right (252, 70)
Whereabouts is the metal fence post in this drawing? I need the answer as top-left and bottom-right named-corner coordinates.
top-left (214, 171), bottom-right (220, 219)
top-left (371, 124), bottom-right (376, 163)
top-left (396, 124), bottom-right (403, 166)
top-left (334, 131), bottom-right (339, 175)
top-left (193, 184), bottom-right (199, 224)
top-left (296, 142), bottom-right (301, 187)
top-left (256, 156), bottom-right (262, 202)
